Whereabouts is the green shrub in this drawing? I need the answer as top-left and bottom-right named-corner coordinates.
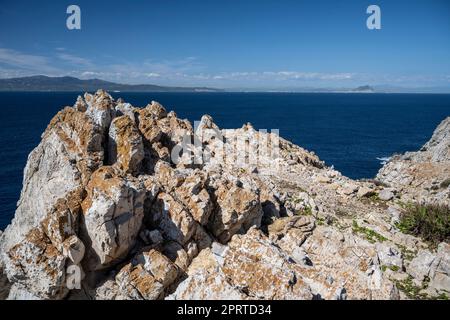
top-left (396, 203), bottom-right (450, 247)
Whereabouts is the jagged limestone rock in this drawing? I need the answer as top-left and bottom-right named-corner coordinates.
top-left (114, 249), bottom-right (178, 300)
top-left (377, 117), bottom-right (450, 205)
top-left (170, 228), bottom-right (314, 300)
top-left (1, 92), bottom-right (448, 300)
top-left (209, 178), bottom-right (263, 243)
top-left (81, 166), bottom-right (146, 271)
top-left (108, 115), bottom-right (144, 175)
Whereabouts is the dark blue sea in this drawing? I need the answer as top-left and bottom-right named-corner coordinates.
top-left (1, 92), bottom-right (449, 229)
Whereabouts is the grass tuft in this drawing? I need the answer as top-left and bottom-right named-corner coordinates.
top-left (352, 220), bottom-right (387, 243)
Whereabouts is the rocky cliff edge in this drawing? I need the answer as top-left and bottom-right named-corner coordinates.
top-left (0, 90), bottom-right (449, 300)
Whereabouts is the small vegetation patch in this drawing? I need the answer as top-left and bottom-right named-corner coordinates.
top-left (296, 206), bottom-right (312, 216)
top-left (381, 265), bottom-right (400, 272)
top-left (395, 276), bottom-right (429, 300)
top-left (436, 292), bottom-right (449, 300)
top-left (362, 193), bottom-right (389, 209)
top-left (395, 276), bottom-right (449, 300)
top-left (352, 220), bottom-right (387, 243)
top-left (316, 216), bottom-right (326, 226)
top-left (396, 244), bottom-right (417, 261)
top-left (396, 203), bottom-right (450, 248)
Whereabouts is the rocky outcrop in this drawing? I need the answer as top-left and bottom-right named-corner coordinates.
top-left (0, 91), bottom-right (448, 300)
top-left (377, 117), bottom-right (450, 205)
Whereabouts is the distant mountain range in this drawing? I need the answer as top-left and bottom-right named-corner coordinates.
top-left (0, 76), bottom-right (449, 94)
top-left (0, 76), bottom-right (223, 92)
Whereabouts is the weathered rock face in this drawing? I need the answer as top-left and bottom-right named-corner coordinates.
top-left (377, 117), bottom-right (450, 205)
top-left (81, 166), bottom-right (146, 271)
top-left (209, 179), bottom-right (262, 243)
top-left (0, 91), bottom-right (111, 299)
top-left (418, 117), bottom-right (450, 163)
top-left (108, 115), bottom-right (144, 175)
top-left (168, 228), bottom-right (313, 300)
top-left (114, 249), bottom-right (178, 300)
top-left (0, 91), bottom-right (448, 300)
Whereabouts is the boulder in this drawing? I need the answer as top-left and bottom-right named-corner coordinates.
top-left (81, 167), bottom-right (146, 270)
top-left (376, 243), bottom-right (403, 269)
top-left (429, 243), bottom-right (450, 292)
top-left (209, 179), bottom-right (262, 243)
top-left (173, 170), bottom-right (213, 225)
top-left (357, 186), bottom-right (376, 198)
top-left (150, 192), bottom-right (197, 245)
top-left (115, 263), bottom-right (165, 300)
top-left (379, 189), bottom-right (395, 201)
top-left (406, 250), bottom-right (436, 281)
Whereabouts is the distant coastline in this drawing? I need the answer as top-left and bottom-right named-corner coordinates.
top-left (1, 75), bottom-right (450, 94)
top-left (0, 75), bottom-right (223, 93)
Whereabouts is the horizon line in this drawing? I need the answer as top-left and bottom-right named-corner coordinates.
top-left (1, 74), bottom-right (450, 93)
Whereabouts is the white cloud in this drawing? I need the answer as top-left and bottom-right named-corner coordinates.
top-left (145, 72), bottom-right (161, 78)
top-left (260, 71), bottom-right (354, 81)
top-left (0, 48), bottom-right (60, 73)
top-left (0, 47), bottom-right (448, 88)
top-left (57, 53), bottom-right (93, 67)
top-left (0, 48), bottom-right (358, 85)
top-left (80, 71), bottom-right (99, 77)
top-left (184, 71), bottom-right (355, 83)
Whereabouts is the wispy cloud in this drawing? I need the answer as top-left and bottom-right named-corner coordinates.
top-left (70, 56), bottom-right (206, 83)
top-left (266, 71), bottom-right (354, 80)
top-left (56, 53), bottom-right (93, 67)
top-left (0, 47), bottom-right (449, 88)
top-left (199, 71), bottom-right (355, 82)
top-left (143, 56), bottom-right (203, 74)
top-left (0, 48), bottom-right (60, 73)
top-left (145, 72), bottom-right (161, 77)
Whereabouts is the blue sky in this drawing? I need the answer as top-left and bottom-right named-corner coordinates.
top-left (0, 0), bottom-right (449, 88)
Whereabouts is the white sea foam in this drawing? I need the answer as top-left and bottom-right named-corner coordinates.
top-left (376, 156), bottom-right (391, 165)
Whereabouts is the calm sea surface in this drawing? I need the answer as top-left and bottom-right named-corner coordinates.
top-left (1, 92), bottom-right (449, 229)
